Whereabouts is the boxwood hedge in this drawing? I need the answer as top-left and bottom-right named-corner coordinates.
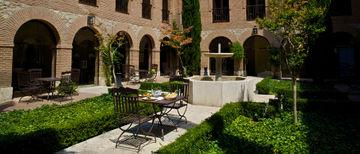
top-left (158, 102), bottom-right (360, 153)
top-left (0, 94), bottom-right (117, 153)
top-left (158, 102), bottom-right (276, 153)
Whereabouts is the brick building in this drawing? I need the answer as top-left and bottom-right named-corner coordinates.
top-left (0, 0), bottom-right (359, 103)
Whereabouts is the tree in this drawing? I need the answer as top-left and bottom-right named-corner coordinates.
top-left (230, 41), bottom-right (245, 76)
top-left (257, 0), bottom-right (331, 124)
top-left (160, 21), bottom-right (192, 76)
top-left (182, 0), bottom-right (202, 75)
top-left (96, 34), bottom-right (124, 86)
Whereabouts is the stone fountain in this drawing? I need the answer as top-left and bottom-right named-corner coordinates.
top-left (204, 43), bottom-right (233, 81)
top-left (188, 43), bottom-right (255, 107)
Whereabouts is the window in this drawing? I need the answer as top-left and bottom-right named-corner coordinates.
top-left (79, 0), bottom-right (97, 6)
top-left (162, 0), bottom-right (169, 23)
top-left (116, 0), bottom-right (129, 13)
top-left (330, 0), bottom-right (352, 16)
top-left (142, 0), bottom-right (152, 19)
top-left (212, 0), bottom-right (229, 22)
top-left (246, 0), bottom-right (265, 21)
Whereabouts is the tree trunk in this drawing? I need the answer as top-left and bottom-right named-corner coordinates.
top-left (292, 76), bottom-right (298, 124)
top-left (110, 51), bottom-right (117, 83)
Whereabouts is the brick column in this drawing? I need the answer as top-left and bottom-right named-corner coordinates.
top-left (152, 49), bottom-right (160, 76)
top-left (55, 45), bottom-right (72, 78)
top-left (129, 48), bottom-right (140, 69)
top-left (0, 45), bottom-right (14, 103)
top-left (200, 50), bottom-right (210, 76)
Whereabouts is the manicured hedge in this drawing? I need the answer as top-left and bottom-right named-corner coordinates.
top-left (0, 94), bottom-right (117, 153)
top-left (158, 102), bottom-right (276, 153)
top-left (158, 102), bottom-right (360, 153)
top-left (257, 78), bottom-right (349, 112)
top-left (139, 81), bottom-right (184, 91)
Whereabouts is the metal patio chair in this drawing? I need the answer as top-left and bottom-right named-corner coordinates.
top-left (109, 87), bottom-right (156, 151)
top-left (163, 80), bottom-right (189, 126)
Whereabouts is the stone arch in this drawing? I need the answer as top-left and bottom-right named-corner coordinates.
top-left (2, 7), bottom-right (65, 46)
top-left (139, 35), bottom-right (155, 71)
top-left (136, 28), bottom-right (159, 50)
top-left (243, 35), bottom-right (271, 76)
top-left (201, 30), bottom-right (237, 51)
top-left (66, 16), bottom-right (103, 46)
top-left (208, 36), bottom-right (234, 75)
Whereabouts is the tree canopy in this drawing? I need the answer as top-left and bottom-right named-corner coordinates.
top-left (257, 0), bottom-right (331, 124)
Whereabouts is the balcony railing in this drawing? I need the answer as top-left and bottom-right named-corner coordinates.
top-left (246, 4), bottom-right (265, 21)
top-left (116, 0), bottom-right (128, 13)
top-left (213, 8), bottom-right (230, 23)
top-left (142, 3), bottom-right (152, 19)
top-left (79, 0), bottom-right (97, 6)
top-left (162, 9), bottom-right (169, 23)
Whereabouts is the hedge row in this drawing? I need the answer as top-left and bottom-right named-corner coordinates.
top-left (158, 102), bottom-right (276, 153)
top-left (139, 81), bottom-right (184, 91)
top-left (0, 94), bottom-right (117, 153)
top-left (256, 77), bottom-right (346, 100)
top-left (159, 102), bottom-right (360, 153)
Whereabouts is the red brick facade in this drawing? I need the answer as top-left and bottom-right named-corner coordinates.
top-left (1, 0), bottom-right (359, 103)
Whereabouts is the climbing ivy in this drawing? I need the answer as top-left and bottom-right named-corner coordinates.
top-left (182, 0), bottom-right (202, 75)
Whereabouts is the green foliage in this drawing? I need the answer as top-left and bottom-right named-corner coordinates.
top-left (159, 101), bottom-right (360, 153)
top-left (96, 34), bottom-right (124, 86)
top-left (200, 76), bottom-right (213, 81)
top-left (57, 80), bottom-right (78, 96)
top-left (269, 47), bottom-right (281, 67)
top-left (139, 81), bottom-right (184, 91)
top-left (230, 41), bottom-right (245, 59)
top-left (0, 94), bottom-right (116, 153)
top-left (182, 0), bottom-right (202, 75)
top-left (158, 102), bottom-right (276, 153)
top-left (257, 0), bottom-right (331, 123)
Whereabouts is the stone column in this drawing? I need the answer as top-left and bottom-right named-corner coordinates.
top-left (0, 45), bottom-right (14, 104)
top-left (55, 45), bottom-right (72, 78)
top-left (200, 50), bottom-right (210, 76)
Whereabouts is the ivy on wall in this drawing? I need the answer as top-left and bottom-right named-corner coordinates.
top-left (182, 0), bottom-right (202, 75)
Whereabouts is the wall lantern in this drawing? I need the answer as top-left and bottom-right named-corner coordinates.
top-left (87, 15), bottom-right (95, 27)
top-left (252, 26), bottom-right (258, 35)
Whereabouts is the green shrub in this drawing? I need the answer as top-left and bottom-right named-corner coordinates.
top-left (0, 94), bottom-right (118, 153)
top-left (158, 102), bottom-right (276, 153)
top-left (225, 112), bottom-right (308, 153)
top-left (139, 81), bottom-right (184, 91)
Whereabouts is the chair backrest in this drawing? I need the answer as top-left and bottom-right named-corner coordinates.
top-left (61, 71), bottom-right (72, 83)
top-left (16, 71), bottom-right (30, 88)
top-left (28, 69), bottom-right (42, 82)
top-left (71, 68), bottom-right (80, 84)
top-left (110, 87), bottom-right (141, 115)
top-left (170, 80), bottom-right (189, 100)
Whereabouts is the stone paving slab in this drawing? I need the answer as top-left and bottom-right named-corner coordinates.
top-left (57, 104), bottom-right (220, 154)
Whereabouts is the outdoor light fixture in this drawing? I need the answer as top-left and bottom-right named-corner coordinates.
top-left (252, 26), bottom-right (258, 35)
top-left (87, 15), bottom-right (95, 27)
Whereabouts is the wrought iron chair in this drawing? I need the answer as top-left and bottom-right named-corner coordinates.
top-left (146, 64), bottom-right (158, 82)
top-left (109, 87), bottom-right (156, 151)
top-left (71, 68), bottom-right (80, 84)
top-left (163, 80), bottom-right (189, 126)
top-left (58, 71), bottom-right (77, 100)
top-left (17, 69), bottom-right (43, 103)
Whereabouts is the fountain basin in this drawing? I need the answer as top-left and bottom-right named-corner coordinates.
top-left (188, 76), bottom-right (256, 107)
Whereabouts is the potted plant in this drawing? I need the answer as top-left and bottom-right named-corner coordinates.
top-left (230, 41), bottom-right (245, 76)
